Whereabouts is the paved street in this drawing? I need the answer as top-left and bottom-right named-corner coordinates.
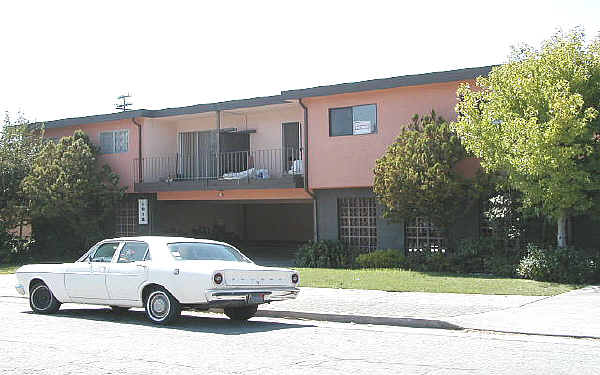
top-left (1, 294), bottom-right (599, 374)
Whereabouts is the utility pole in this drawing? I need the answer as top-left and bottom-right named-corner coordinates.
top-left (115, 94), bottom-right (133, 112)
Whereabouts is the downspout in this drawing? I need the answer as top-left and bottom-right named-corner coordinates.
top-left (299, 98), bottom-right (318, 241)
top-left (131, 118), bottom-right (143, 184)
top-left (216, 110), bottom-right (221, 179)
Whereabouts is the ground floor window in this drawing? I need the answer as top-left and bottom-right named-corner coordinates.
top-left (405, 217), bottom-right (446, 253)
top-left (116, 199), bottom-right (138, 236)
top-left (338, 197), bottom-right (377, 252)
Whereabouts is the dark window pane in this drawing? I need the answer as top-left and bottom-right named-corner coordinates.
top-left (118, 242), bottom-right (149, 263)
top-left (100, 132), bottom-right (114, 154)
top-left (92, 242), bottom-right (119, 262)
top-left (329, 107), bottom-right (353, 136)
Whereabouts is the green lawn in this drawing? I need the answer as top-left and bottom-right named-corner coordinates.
top-left (0, 263), bottom-right (577, 296)
top-left (296, 268), bottom-right (577, 296)
top-left (0, 264), bottom-right (20, 274)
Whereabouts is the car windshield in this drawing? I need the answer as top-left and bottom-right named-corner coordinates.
top-left (168, 242), bottom-right (251, 263)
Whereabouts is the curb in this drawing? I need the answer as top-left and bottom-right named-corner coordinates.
top-left (256, 310), bottom-right (463, 330)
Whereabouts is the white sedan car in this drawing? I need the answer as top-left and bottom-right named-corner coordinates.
top-left (15, 236), bottom-right (300, 324)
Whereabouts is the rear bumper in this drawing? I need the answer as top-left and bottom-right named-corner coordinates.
top-left (205, 287), bottom-right (300, 304)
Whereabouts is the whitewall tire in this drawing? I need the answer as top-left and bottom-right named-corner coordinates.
top-left (144, 287), bottom-right (180, 324)
top-left (29, 282), bottom-right (61, 314)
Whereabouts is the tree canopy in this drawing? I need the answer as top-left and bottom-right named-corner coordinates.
top-left (373, 111), bottom-right (487, 242)
top-left (22, 130), bottom-right (125, 251)
top-left (453, 29), bottom-right (600, 247)
top-left (0, 112), bottom-right (43, 230)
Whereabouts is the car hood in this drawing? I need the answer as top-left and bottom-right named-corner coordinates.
top-left (16, 263), bottom-right (71, 274)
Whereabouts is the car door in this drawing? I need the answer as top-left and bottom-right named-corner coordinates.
top-left (65, 242), bottom-right (121, 300)
top-left (106, 241), bottom-right (150, 301)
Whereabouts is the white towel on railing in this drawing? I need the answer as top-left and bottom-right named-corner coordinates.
top-left (222, 168), bottom-right (255, 180)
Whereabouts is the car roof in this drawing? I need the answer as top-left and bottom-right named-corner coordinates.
top-left (102, 236), bottom-right (227, 246)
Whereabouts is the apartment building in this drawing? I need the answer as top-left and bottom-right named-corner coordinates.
top-left (42, 66), bottom-right (493, 252)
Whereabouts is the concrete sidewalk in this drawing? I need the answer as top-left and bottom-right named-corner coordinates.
top-left (2, 274), bottom-right (598, 338)
top-left (260, 286), bottom-right (600, 338)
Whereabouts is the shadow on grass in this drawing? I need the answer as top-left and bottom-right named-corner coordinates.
top-left (21, 307), bottom-right (315, 335)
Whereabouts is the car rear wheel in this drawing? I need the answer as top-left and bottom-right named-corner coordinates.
top-left (144, 287), bottom-right (180, 324)
top-left (29, 282), bottom-right (61, 314)
top-left (224, 305), bottom-right (258, 321)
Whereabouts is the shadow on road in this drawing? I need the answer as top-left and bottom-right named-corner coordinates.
top-left (21, 307), bottom-right (316, 335)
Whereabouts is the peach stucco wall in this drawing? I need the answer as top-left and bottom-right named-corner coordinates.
top-left (141, 105), bottom-right (303, 156)
top-left (43, 119), bottom-right (140, 191)
top-left (305, 80), bottom-right (473, 190)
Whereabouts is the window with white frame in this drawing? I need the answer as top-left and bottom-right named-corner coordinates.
top-left (329, 104), bottom-right (377, 136)
top-left (405, 217), bottom-right (446, 253)
top-left (338, 197), bottom-right (377, 252)
top-left (100, 130), bottom-right (129, 154)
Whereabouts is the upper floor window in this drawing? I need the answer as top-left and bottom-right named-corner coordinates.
top-left (329, 104), bottom-right (377, 136)
top-left (100, 130), bottom-right (129, 154)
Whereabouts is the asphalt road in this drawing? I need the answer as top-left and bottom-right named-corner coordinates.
top-left (1, 295), bottom-right (598, 375)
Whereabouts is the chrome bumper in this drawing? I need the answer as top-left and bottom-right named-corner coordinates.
top-left (15, 284), bottom-right (25, 296)
top-left (205, 287), bottom-right (300, 303)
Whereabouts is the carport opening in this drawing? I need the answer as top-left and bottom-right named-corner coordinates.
top-left (152, 200), bottom-right (313, 267)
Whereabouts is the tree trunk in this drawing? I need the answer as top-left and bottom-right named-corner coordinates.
top-left (557, 211), bottom-right (568, 248)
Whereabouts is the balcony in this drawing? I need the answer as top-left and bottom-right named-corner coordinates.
top-left (133, 148), bottom-right (304, 193)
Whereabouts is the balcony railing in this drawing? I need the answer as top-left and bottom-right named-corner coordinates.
top-left (133, 147), bottom-right (303, 186)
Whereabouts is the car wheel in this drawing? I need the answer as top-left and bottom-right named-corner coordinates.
top-left (144, 287), bottom-right (180, 324)
top-left (224, 305), bottom-right (258, 321)
top-left (110, 306), bottom-right (130, 314)
top-left (29, 282), bottom-right (61, 314)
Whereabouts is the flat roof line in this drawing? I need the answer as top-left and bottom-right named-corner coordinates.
top-left (40, 65), bottom-right (495, 129)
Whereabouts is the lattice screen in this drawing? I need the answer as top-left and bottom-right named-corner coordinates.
top-left (405, 217), bottom-right (446, 253)
top-left (338, 197), bottom-right (377, 252)
top-left (115, 199), bottom-right (138, 236)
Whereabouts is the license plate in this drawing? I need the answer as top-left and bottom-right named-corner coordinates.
top-left (247, 293), bottom-right (264, 304)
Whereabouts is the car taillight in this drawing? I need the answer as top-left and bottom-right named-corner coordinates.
top-left (291, 273), bottom-right (299, 284)
top-left (214, 273), bottom-right (223, 285)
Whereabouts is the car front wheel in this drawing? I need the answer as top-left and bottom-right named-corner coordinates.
top-left (29, 282), bottom-right (61, 314)
top-left (144, 287), bottom-right (180, 324)
top-left (224, 305), bottom-right (258, 321)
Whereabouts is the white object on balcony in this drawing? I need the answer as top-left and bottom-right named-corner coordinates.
top-left (256, 169), bottom-right (269, 179)
top-left (222, 168), bottom-right (255, 180)
top-left (288, 160), bottom-right (304, 175)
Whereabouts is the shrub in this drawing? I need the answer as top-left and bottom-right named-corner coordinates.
top-left (295, 240), bottom-right (355, 268)
top-left (517, 244), bottom-right (600, 284)
top-left (356, 249), bottom-right (406, 269)
top-left (401, 237), bottom-right (521, 275)
top-left (0, 228), bottom-right (34, 264)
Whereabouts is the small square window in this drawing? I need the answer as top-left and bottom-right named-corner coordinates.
top-left (100, 130), bottom-right (129, 154)
top-left (329, 104), bottom-right (377, 136)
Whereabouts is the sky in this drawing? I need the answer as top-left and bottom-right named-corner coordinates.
top-left (0, 0), bottom-right (598, 123)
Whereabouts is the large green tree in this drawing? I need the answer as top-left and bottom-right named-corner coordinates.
top-left (22, 130), bottom-right (125, 254)
top-left (0, 112), bottom-right (43, 231)
top-left (453, 29), bottom-right (600, 247)
top-left (373, 111), bottom-right (487, 246)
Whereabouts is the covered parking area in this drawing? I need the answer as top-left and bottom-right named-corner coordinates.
top-left (151, 199), bottom-right (313, 266)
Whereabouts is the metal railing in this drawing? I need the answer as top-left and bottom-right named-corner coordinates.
top-left (133, 147), bottom-right (303, 184)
